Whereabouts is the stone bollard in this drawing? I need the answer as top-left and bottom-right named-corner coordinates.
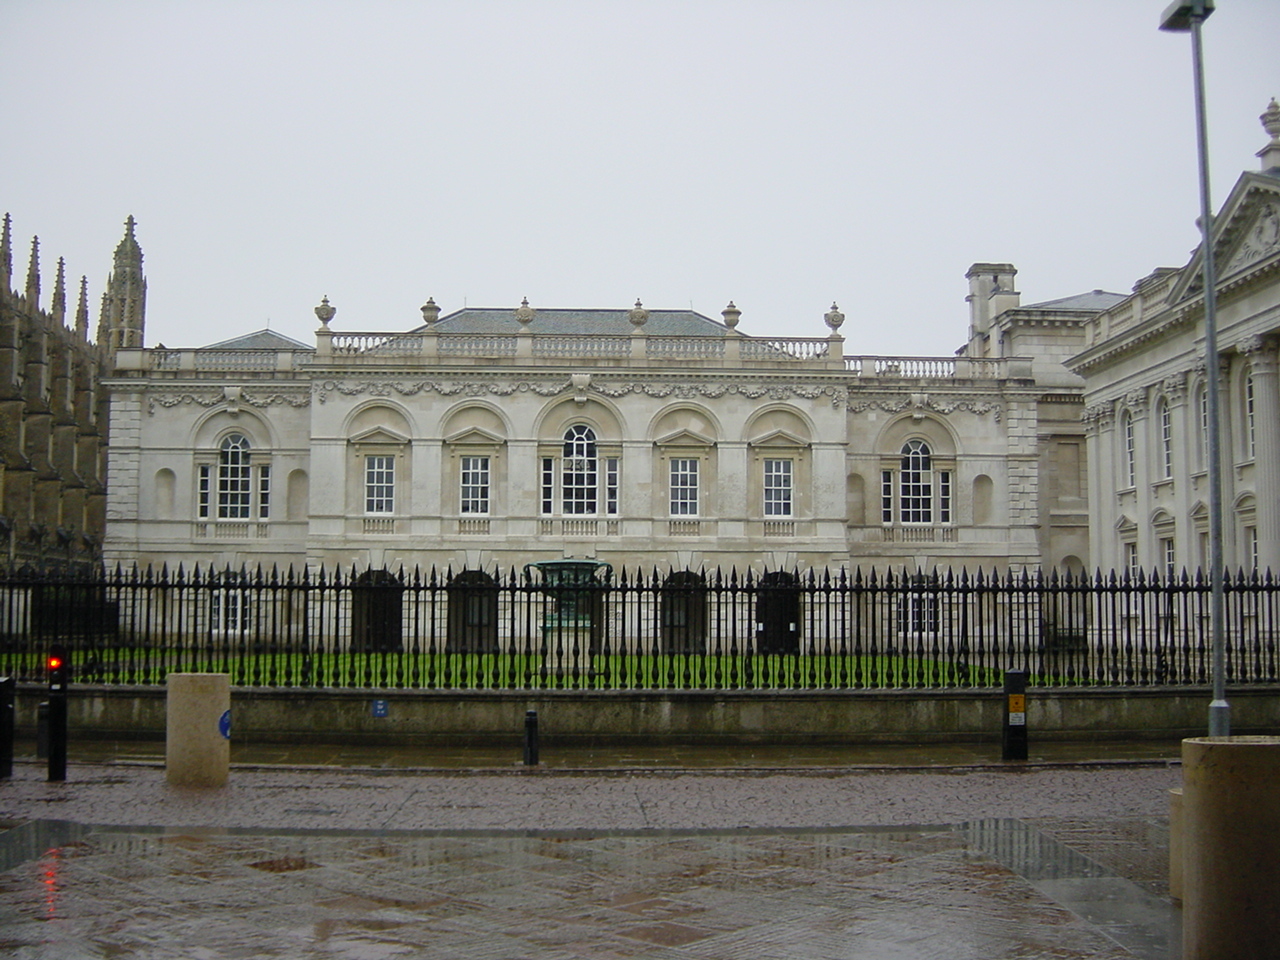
top-left (1168, 787), bottom-right (1183, 902)
top-left (1182, 736), bottom-right (1280, 960)
top-left (166, 673), bottom-right (230, 788)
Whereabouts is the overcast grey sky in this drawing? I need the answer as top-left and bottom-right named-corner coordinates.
top-left (3, 0), bottom-right (1278, 355)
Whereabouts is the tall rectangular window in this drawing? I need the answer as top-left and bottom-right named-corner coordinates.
top-left (257, 465), bottom-right (271, 520)
top-left (1124, 542), bottom-right (1139, 576)
top-left (1245, 373), bottom-right (1256, 459)
top-left (670, 459), bottom-right (699, 516)
top-left (938, 470), bottom-right (952, 523)
top-left (541, 458), bottom-right (554, 514)
top-left (1161, 537), bottom-right (1176, 577)
top-left (881, 470), bottom-right (893, 523)
top-left (1160, 403), bottom-right (1173, 479)
top-left (460, 456), bottom-right (490, 514)
top-left (365, 455), bottom-right (395, 514)
top-left (1122, 414), bottom-right (1136, 488)
top-left (764, 459), bottom-right (792, 517)
top-left (198, 465), bottom-right (211, 520)
top-left (605, 458), bottom-right (619, 515)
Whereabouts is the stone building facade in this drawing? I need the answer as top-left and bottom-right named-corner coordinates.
top-left (102, 265), bottom-right (1110, 576)
top-left (0, 214), bottom-right (124, 569)
top-left (1066, 101), bottom-right (1280, 576)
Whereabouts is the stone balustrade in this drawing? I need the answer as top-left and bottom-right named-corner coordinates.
top-left (117, 337), bottom-right (1031, 381)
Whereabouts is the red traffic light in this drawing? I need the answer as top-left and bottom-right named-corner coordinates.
top-left (47, 656), bottom-right (64, 671)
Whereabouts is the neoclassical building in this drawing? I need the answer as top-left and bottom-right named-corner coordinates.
top-left (101, 265), bottom-right (1112, 575)
top-left (1066, 100), bottom-right (1280, 576)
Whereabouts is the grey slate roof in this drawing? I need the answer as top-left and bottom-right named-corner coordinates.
top-left (201, 329), bottom-right (314, 351)
top-left (419, 307), bottom-right (731, 337)
top-left (1021, 290), bottom-right (1127, 312)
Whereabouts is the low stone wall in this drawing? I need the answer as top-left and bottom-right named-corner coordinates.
top-left (12, 684), bottom-right (1280, 745)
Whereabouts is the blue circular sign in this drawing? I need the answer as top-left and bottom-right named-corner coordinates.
top-left (218, 709), bottom-right (232, 740)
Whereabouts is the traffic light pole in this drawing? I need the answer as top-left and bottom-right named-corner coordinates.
top-left (47, 645), bottom-right (68, 782)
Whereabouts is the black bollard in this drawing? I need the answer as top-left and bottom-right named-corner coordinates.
top-left (0, 676), bottom-right (13, 778)
top-left (47, 645), bottom-right (68, 782)
top-left (523, 709), bottom-right (539, 766)
top-left (36, 701), bottom-right (49, 759)
top-left (1002, 669), bottom-right (1028, 761)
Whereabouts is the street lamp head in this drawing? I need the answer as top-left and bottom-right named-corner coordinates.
top-left (1160, 0), bottom-right (1214, 32)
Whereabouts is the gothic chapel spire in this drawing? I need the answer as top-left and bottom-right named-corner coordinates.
top-left (102, 215), bottom-right (146, 350)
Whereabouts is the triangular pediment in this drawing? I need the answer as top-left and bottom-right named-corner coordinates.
top-left (747, 428), bottom-right (808, 448)
top-left (655, 427), bottom-right (716, 447)
top-left (445, 426), bottom-right (506, 445)
top-left (349, 426), bottom-right (409, 445)
top-left (1173, 171), bottom-right (1280, 303)
top-left (1115, 514), bottom-right (1137, 534)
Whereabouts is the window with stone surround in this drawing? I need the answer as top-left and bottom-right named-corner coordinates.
top-left (541, 425), bottom-right (619, 517)
top-left (197, 433), bottom-right (269, 521)
top-left (881, 440), bottom-right (951, 526)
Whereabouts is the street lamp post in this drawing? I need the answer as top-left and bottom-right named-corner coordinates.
top-left (1160, 0), bottom-right (1228, 736)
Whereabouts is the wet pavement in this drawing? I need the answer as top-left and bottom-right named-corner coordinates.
top-left (0, 747), bottom-right (1183, 958)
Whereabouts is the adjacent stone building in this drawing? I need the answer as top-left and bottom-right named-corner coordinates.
top-left (1066, 100), bottom-right (1280, 576)
top-left (0, 215), bottom-right (122, 569)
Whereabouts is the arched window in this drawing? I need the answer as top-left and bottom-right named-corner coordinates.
top-left (197, 433), bottom-right (270, 522)
top-left (541, 425), bottom-right (619, 517)
top-left (881, 439), bottom-right (951, 526)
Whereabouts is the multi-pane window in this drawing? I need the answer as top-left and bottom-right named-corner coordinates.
top-left (211, 589), bottom-right (248, 635)
top-left (1161, 537), bottom-right (1176, 577)
top-left (670, 459), bottom-right (699, 516)
top-left (541, 426), bottom-right (619, 517)
top-left (763, 459), bottom-right (792, 517)
top-left (1245, 372), bottom-right (1256, 459)
top-left (365, 455), bottom-right (395, 514)
top-left (1197, 384), bottom-right (1209, 470)
top-left (562, 425), bottom-right (598, 515)
top-left (257, 465), bottom-right (271, 519)
top-left (218, 434), bottom-right (252, 518)
top-left (881, 440), bottom-right (951, 525)
top-left (1124, 542), bottom-right (1139, 576)
top-left (460, 456), bottom-right (490, 514)
top-left (900, 440), bottom-right (933, 523)
top-left (1122, 413), bottom-right (1136, 488)
top-left (1159, 402), bottom-right (1173, 479)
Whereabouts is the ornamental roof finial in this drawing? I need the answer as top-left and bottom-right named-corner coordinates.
top-left (628, 299), bottom-right (649, 327)
top-left (514, 297), bottom-right (536, 324)
top-left (314, 295), bottom-right (335, 327)
top-left (824, 302), bottom-right (845, 331)
top-left (721, 301), bottom-right (741, 329)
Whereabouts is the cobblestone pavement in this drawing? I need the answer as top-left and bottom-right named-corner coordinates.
top-left (0, 761), bottom-right (1182, 958)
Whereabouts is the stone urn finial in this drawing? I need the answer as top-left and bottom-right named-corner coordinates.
top-left (314, 295), bottom-right (335, 327)
top-left (628, 299), bottom-right (649, 327)
top-left (420, 297), bottom-right (440, 326)
top-left (1263, 98), bottom-right (1280, 141)
top-left (825, 302), bottom-right (845, 332)
top-left (721, 301), bottom-right (741, 329)
top-left (514, 296), bottom-right (536, 325)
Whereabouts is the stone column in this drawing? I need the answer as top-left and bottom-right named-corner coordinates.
top-left (166, 673), bottom-right (230, 788)
top-left (1240, 339), bottom-right (1279, 571)
top-left (1182, 736), bottom-right (1280, 958)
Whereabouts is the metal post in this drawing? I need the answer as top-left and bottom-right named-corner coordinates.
top-left (47, 644), bottom-right (69, 782)
top-left (0, 676), bottom-right (14, 778)
top-left (1161, 0), bottom-right (1227, 735)
top-left (1002, 669), bottom-right (1028, 761)
top-left (523, 709), bottom-right (539, 766)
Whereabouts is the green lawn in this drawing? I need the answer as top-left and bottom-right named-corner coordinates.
top-left (40, 648), bottom-right (1011, 690)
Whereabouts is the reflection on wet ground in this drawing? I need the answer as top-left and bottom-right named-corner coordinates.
top-left (0, 818), bottom-right (1176, 959)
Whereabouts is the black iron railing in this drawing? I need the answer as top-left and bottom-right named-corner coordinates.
top-left (0, 565), bottom-right (1276, 690)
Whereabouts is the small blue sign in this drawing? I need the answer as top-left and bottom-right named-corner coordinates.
top-left (218, 709), bottom-right (232, 740)
top-left (372, 699), bottom-right (389, 718)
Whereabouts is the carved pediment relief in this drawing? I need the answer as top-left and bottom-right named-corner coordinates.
top-left (747, 428), bottom-right (808, 449)
top-left (349, 426), bottom-right (409, 446)
top-left (655, 427), bottom-right (716, 447)
top-left (445, 426), bottom-right (506, 446)
top-left (1220, 199), bottom-right (1280, 278)
top-left (1115, 515), bottom-right (1137, 534)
